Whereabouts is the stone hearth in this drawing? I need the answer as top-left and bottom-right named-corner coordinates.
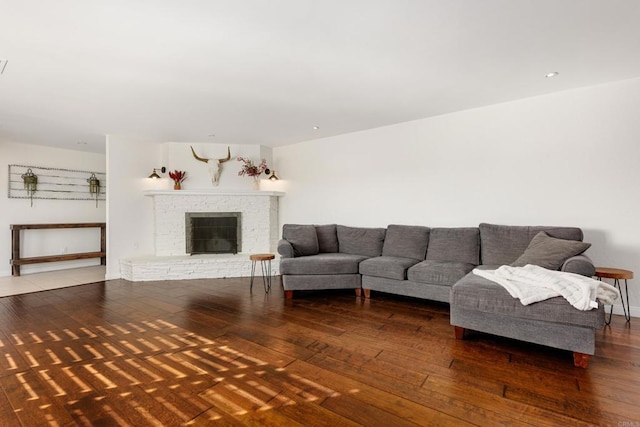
top-left (120, 190), bottom-right (283, 281)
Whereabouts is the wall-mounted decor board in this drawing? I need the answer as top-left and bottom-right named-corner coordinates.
top-left (8, 164), bottom-right (106, 201)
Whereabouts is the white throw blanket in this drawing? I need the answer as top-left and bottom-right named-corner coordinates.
top-left (473, 264), bottom-right (620, 311)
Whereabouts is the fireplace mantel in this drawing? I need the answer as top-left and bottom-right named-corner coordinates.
top-left (121, 189), bottom-right (283, 281)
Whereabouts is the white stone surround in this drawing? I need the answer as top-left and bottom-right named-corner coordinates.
top-left (121, 190), bottom-right (283, 281)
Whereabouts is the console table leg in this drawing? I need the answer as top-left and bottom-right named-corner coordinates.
top-left (11, 228), bottom-right (20, 277)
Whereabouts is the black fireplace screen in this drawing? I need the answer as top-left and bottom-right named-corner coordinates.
top-left (185, 212), bottom-right (242, 254)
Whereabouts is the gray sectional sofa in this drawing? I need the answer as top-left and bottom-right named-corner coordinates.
top-left (278, 222), bottom-right (604, 368)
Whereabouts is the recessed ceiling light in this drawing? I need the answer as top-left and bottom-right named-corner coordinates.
top-left (312, 126), bottom-right (320, 130)
top-left (207, 134), bottom-right (216, 137)
top-left (545, 72), bottom-right (559, 78)
top-left (76, 141), bottom-right (87, 145)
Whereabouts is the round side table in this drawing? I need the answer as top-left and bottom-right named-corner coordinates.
top-left (595, 267), bottom-right (633, 325)
top-left (250, 253), bottom-right (275, 293)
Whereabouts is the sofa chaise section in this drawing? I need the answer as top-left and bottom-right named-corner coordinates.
top-left (450, 273), bottom-right (604, 353)
top-left (450, 223), bottom-right (603, 367)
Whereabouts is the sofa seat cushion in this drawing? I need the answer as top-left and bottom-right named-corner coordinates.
top-left (450, 272), bottom-right (604, 328)
top-left (279, 253), bottom-right (368, 275)
top-left (407, 260), bottom-right (475, 286)
top-left (359, 256), bottom-right (420, 280)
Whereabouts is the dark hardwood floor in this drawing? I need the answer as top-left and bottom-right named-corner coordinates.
top-left (0, 277), bottom-right (638, 426)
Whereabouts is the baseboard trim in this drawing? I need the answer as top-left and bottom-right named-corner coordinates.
top-left (0, 260), bottom-right (101, 278)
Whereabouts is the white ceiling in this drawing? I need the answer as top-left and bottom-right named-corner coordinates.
top-left (1, 0), bottom-right (640, 153)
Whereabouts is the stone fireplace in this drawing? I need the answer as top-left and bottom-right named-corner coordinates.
top-left (120, 190), bottom-right (283, 281)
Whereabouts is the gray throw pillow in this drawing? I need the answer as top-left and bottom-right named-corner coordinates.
top-left (511, 231), bottom-right (590, 270)
top-left (282, 224), bottom-right (319, 257)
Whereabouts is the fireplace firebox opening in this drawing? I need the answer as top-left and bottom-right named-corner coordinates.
top-left (185, 212), bottom-right (242, 254)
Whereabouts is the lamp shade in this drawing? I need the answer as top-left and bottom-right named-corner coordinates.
top-left (149, 167), bottom-right (166, 179)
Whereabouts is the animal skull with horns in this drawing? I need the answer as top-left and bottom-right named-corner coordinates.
top-left (190, 146), bottom-right (231, 186)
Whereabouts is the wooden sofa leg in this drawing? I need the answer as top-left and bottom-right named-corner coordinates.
top-left (573, 352), bottom-right (590, 368)
top-left (453, 326), bottom-right (466, 340)
top-left (363, 289), bottom-right (371, 299)
top-left (284, 290), bottom-right (293, 300)
top-left (354, 288), bottom-right (362, 297)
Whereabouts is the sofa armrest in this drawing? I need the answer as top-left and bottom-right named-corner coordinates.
top-left (561, 254), bottom-right (596, 277)
top-left (278, 239), bottom-right (295, 258)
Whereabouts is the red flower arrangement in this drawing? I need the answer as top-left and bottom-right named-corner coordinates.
top-left (169, 170), bottom-right (186, 189)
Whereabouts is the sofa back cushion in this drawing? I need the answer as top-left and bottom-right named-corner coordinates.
top-left (337, 225), bottom-right (386, 257)
top-left (282, 224), bottom-right (319, 257)
top-left (479, 223), bottom-right (584, 265)
top-left (426, 227), bottom-right (480, 265)
top-left (315, 224), bottom-right (339, 253)
top-left (382, 224), bottom-right (430, 261)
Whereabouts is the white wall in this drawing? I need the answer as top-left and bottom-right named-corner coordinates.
top-left (0, 141), bottom-right (106, 276)
top-left (105, 136), bottom-right (160, 279)
top-left (274, 77), bottom-right (640, 317)
top-left (105, 139), bottom-right (274, 279)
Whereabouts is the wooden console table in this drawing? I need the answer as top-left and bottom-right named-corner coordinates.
top-left (10, 223), bottom-right (106, 276)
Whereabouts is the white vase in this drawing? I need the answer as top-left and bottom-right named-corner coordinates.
top-left (252, 179), bottom-right (260, 190)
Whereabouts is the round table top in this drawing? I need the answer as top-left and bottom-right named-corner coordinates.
top-left (250, 253), bottom-right (275, 261)
top-left (595, 267), bottom-right (633, 280)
